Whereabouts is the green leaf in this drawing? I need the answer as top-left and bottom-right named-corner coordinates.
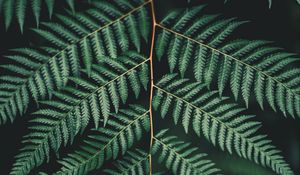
top-left (153, 74), bottom-right (294, 175)
top-left (31, 0), bottom-right (41, 27)
top-left (152, 129), bottom-right (221, 175)
top-left (156, 7), bottom-right (300, 118)
top-left (11, 52), bottom-right (149, 175)
top-left (55, 105), bottom-right (150, 175)
top-left (0, 0), bottom-right (149, 125)
top-left (104, 149), bottom-right (150, 175)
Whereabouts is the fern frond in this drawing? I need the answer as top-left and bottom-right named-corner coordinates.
top-left (11, 53), bottom-right (149, 175)
top-left (54, 105), bottom-right (150, 175)
top-left (152, 74), bottom-right (294, 175)
top-left (16, 0), bottom-right (26, 33)
top-left (104, 149), bottom-right (150, 175)
top-left (0, 0), bottom-right (77, 31)
top-left (2, 0), bottom-right (14, 30)
top-left (0, 0), bottom-right (150, 125)
top-left (155, 7), bottom-right (300, 118)
top-left (65, 0), bottom-right (75, 14)
top-left (44, 0), bottom-right (54, 18)
top-left (152, 129), bottom-right (221, 175)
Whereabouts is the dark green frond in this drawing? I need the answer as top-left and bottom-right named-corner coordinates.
top-left (152, 129), bottom-right (221, 175)
top-left (1, 1), bottom-right (298, 175)
top-left (0, 0), bottom-right (77, 30)
top-left (153, 74), bottom-right (294, 175)
top-left (16, 0), bottom-right (26, 33)
top-left (31, 0), bottom-right (42, 27)
top-left (44, 0), bottom-right (54, 18)
top-left (104, 149), bottom-right (150, 175)
top-left (2, 0), bottom-right (14, 30)
top-left (11, 53), bottom-right (149, 175)
top-left (155, 7), bottom-right (300, 118)
top-left (54, 105), bottom-right (150, 175)
top-left (0, 0), bottom-right (150, 125)
top-left (65, 0), bottom-right (75, 13)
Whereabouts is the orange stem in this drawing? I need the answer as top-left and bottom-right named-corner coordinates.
top-left (148, 0), bottom-right (157, 174)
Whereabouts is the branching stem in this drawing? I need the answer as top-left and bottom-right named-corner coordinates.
top-left (148, 0), bottom-right (157, 174)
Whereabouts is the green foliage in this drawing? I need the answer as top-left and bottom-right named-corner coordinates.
top-left (55, 104), bottom-right (150, 175)
top-left (0, 0), bottom-right (76, 31)
top-left (11, 52), bottom-right (149, 175)
top-left (0, 0), bottom-right (299, 175)
top-left (0, 0), bottom-right (149, 125)
top-left (155, 7), bottom-right (300, 118)
top-left (152, 129), bottom-right (221, 175)
top-left (104, 149), bottom-right (150, 175)
top-left (153, 74), bottom-right (293, 175)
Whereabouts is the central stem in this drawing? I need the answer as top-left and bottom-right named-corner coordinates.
top-left (148, 0), bottom-right (157, 174)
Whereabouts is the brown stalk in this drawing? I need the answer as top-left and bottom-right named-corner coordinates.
top-left (148, 0), bottom-right (157, 174)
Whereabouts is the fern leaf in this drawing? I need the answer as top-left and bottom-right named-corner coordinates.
top-left (2, 0), bottom-right (14, 30)
top-left (153, 74), bottom-right (294, 175)
top-left (44, 0), bottom-right (54, 18)
top-left (31, 0), bottom-right (41, 27)
top-left (65, 0), bottom-right (75, 13)
top-left (152, 129), bottom-right (221, 175)
top-left (0, 0), bottom-right (150, 125)
top-left (16, 0), bottom-right (26, 33)
top-left (0, 0), bottom-right (77, 30)
top-left (125, 15), bottom-right (142, 52)
top-left (104, 149), bottom-right (150, 175)
top-left (138, 7), bottom-right (150, 42)
top-left (54, 105), bottom-right (150, 175)
top-left (155, 6), bottom-right (300, 118)
top-left (2, 0), bottom-right (42, 30)
top-left (10, 53), bottom-right (149, 175)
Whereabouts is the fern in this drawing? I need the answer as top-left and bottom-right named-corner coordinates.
top-left (0, 0), bottom-right (76, 32)
top-left (155, 7), bottom-right (300, 118)
top-left (54, 104), bottom-right (150, 175)
top-left (104, 149), bottom-right (150, 175)
top-left (0, 0), bottom-right (149, 125)
top-left (0, 0), bottom-right (299, 175)
top-left (152, 129), bottom-right (221, 175)
top-left (11, 53), bottom-right (149, 175)
top-left (152, 74), bottom-right (293, 175)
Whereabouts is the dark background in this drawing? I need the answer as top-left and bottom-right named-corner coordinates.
top-left (0, 0), bottom-right (299, 174)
